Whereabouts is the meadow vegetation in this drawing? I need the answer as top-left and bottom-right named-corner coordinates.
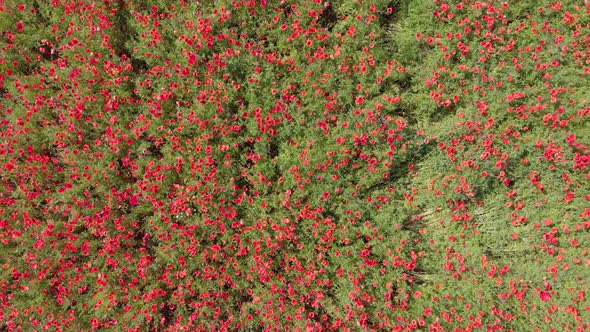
top-left (0, 0), bottom-right (588, 330)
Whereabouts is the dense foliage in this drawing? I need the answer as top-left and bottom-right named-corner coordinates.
top-left (1, 0), bottom-right (588, 330)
